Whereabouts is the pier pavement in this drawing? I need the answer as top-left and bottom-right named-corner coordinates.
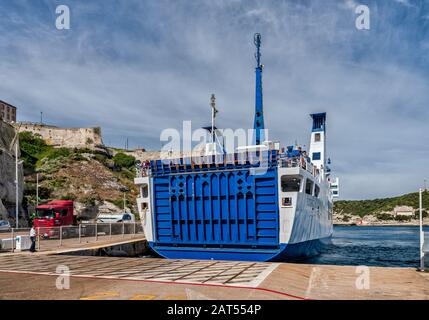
top-left (0, 255), bottom-right (427, 300)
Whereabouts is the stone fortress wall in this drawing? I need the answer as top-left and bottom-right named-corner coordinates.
top-left (13, 122), bottom-right (103, 150)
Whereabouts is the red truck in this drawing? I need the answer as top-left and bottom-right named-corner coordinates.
top-left (33, 200), bottom-right (78, 238)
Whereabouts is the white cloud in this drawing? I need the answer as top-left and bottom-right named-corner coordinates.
top-left (0, 0), bottom-right (428, 199)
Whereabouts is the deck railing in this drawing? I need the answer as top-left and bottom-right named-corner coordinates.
top-left (0, 223), bottom-right (144, 253)
top-left (136, 152), bottom-right (320, 178)
top-left (279, 156), bottom-right (319, 177)
top-left (137, 150), bottom-right (279, 177)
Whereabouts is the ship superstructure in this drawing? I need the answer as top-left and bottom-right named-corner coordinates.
top-left (135, 34), bottom-right (338, 261)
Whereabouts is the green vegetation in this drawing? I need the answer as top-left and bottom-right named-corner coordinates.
top-left (43, 147), bottom-right (71, 160)
top-left (109, 198), bottom-right (128, 210)
top-left (375, 213), bottom-right (395, 221)
top-left (18, 132), bottom-right (140, 215)
top-left (19, 131), bottom-right (51, 173)
top-left (112, 152), bottom-right (136, 169)
top-left (342, 215), bottom-right (350, 222)
top-left (19, 132), bottom-right (76, 173)
top-left (335, 191), bottom-right (429, 217)
top-left (414, 210), bottom-right (428, 219)
top-left (60, 194), bottom-right (76, 201)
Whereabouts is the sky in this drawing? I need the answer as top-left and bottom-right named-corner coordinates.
top-left (0, 0), bottom-right (429, 200)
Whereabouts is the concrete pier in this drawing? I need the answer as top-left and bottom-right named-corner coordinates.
top-left (0, 255), bottom-right (427, 300)
top-left (0, 233), bottom-right (146, 256)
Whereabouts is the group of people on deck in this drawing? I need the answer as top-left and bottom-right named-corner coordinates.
top-left (136, 160), bottom-right (151, 176)
top-left (281, 145), bottom-right (311, 166)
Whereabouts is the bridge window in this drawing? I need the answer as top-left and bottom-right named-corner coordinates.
top-left (314, 185), bottom-right (320, 197)
top-left (312, 152), bottom-right (321, 161)
top-left (305, 179), bottom-right (314, 195)
top-left (314, 133), bottom-right (321, 142)
top-left (141, 202), bottom-right (148, 210)
top-left (141, 184), bottom-right (149, 198)
top-left (282, 197), bottom-right (292, 207)
top-left (281, 176), bottom-right (301, 192)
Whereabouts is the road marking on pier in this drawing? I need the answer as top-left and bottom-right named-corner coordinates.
top-left (0, 255), bottom-right (279, 288)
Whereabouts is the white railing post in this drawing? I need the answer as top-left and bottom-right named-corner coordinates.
top-left (37, 227), bottom-right (40, 251)
top-left (79, 224), bottom-right (82, 243)
top-left (419, 188), bottom-right (425, 271)
top-left (11, 228), bottom-right (14, 253)
top-left (59, 226), bottom-right (62, 247)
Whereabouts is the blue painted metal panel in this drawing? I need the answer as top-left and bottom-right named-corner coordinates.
top-left (150, 236), bottom-right (331, 262)
top-left (150, 151), bottom-right (279, 253)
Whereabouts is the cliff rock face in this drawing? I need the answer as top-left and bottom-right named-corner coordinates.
top-left (0, 120), bottom-right (24, 222)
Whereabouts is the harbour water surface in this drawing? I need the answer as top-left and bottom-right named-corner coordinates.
top-left (305, 226), bottom-right (429, 268)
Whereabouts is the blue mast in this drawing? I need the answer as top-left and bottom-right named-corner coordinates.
top-left (253, 33), bottom-right (265, 145)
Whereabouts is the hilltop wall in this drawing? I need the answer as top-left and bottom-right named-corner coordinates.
top-left (0, 120), bottom-right (24, 222)
top-left (13, 123), bottom-right (103, 149)
top-left (120, 150), bottom-right (161, 162)
top-left (117, 150), bottom-right (206, 163)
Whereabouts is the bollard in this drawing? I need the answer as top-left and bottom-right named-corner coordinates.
top-left (110, 223), bottom-right (112, 239)
top-left (11, 229), bottom-right (14, 253)
top-left (59, 226), bottom-right (62, 247)
top-left (95, 223), bottom-right (98, 242)
top-left (79, 224), bottom-right (82, 243)
top-left (122, 222), bottom-right (125, 238)
top-left (133, 222), bottom-right (136, 237)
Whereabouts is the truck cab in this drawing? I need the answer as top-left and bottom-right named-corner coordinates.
top-left (33, 200), bottom-right (76, 238)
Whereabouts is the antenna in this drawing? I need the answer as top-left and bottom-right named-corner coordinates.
top-left (210, 94), bottom-right (218, 144)
top-left (254, 33), bottom-right (262, 67)
top-left (253, 33), bottom-right (265, 145)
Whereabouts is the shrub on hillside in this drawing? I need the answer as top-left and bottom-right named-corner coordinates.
top-left (45, 148), bottom-right (71, 160)
top-left (395, 215), bottom-right (412, 222)
top-left (19, 131), bottom-right (50, 172)
top-left (113, 153), bottom-right (136, 169)
top-left (376, 213), bottom-right (395, 221)
top-left (414, 210), bottom-right (428, 219)
top-left (19, 131), bottom-right (48, 155)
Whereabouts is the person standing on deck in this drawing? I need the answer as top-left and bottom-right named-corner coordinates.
top-left (29, 226), bottom-right (36, 253)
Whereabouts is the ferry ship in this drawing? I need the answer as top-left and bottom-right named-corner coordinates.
top-left (135, 34), bottom-right (339, 262)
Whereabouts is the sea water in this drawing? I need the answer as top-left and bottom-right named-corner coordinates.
top-left (305, 225), bottom-right (429, 268)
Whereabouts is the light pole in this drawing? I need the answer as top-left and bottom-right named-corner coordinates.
top-left (36, 173), bottom-right (39, 207)
top-left (419, 188), bottom-right (425, 271)
top-left (14, 142), bottom-right (24, 229)
top-left (15, 143), bottom-right (20, 229)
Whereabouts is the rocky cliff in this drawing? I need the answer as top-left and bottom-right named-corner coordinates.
top-left (0, 120), bottom-right (24, 224)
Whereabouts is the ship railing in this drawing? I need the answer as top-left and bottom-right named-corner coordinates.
top-left (279, 156), bottom-right (319, 177)
top-left (136, 167), bottom-right (151, 178)
top-left (145, 150), bottom-right (279, 176)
